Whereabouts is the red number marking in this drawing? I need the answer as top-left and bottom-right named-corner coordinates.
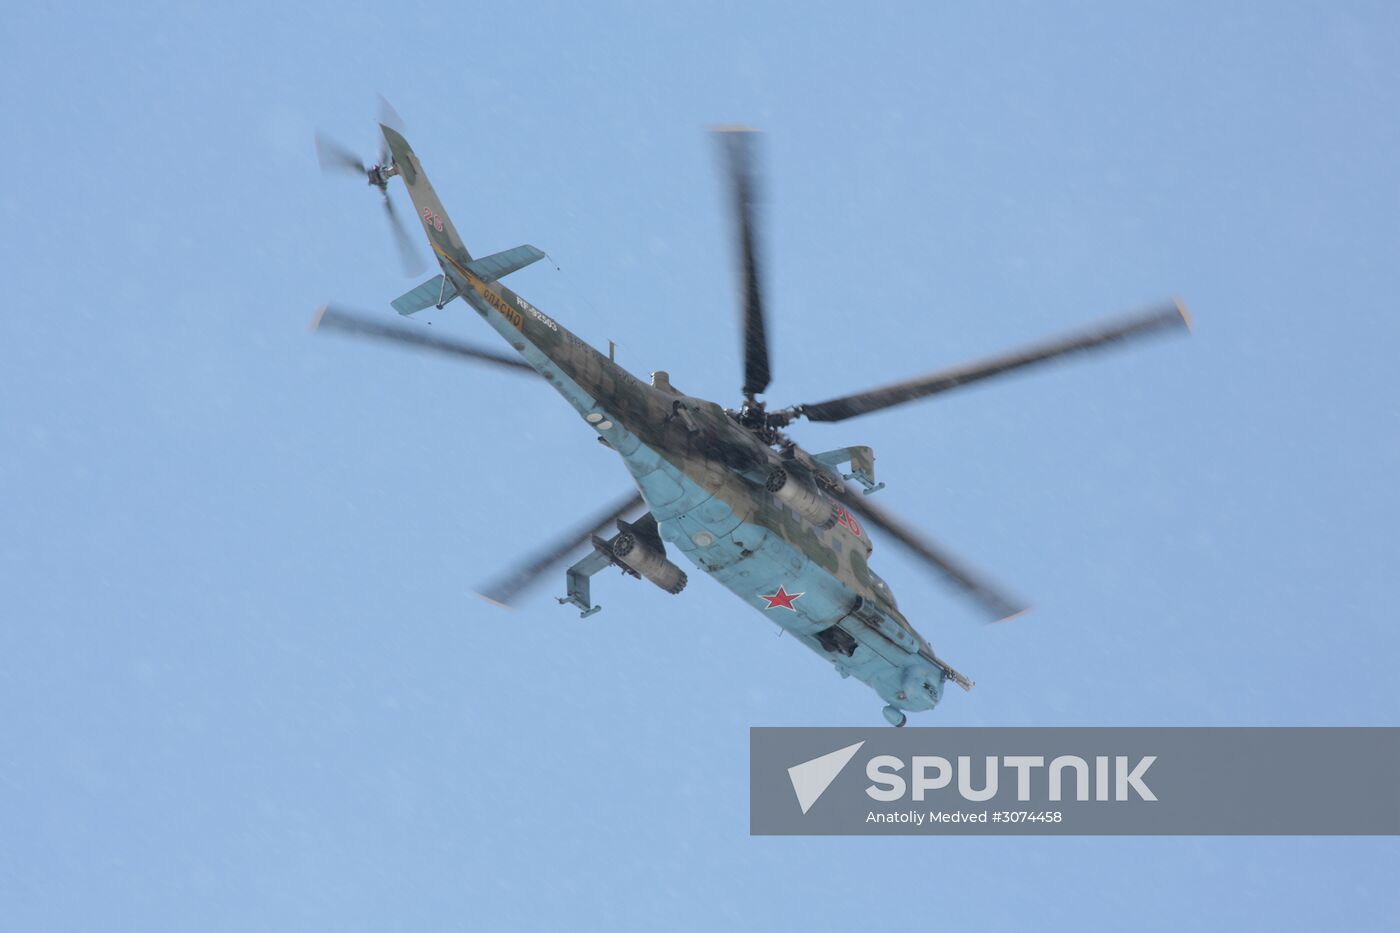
top-left (834, 507), bottom-right (862, 537)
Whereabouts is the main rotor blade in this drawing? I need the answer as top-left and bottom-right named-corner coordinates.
top-left (795, 300), bottom-right (1192, 423)
top-left (383, 192), bottom-right (427, 276)
top-left (714, 128), bottom-right (771, 400)
top-left (310, 305), bottom-right (539, 374)
top-left (478, 490), bottom-right (646, 606)
top-left (827, 484), bottom-right (1029, 623)
top-left (315, 132), bottom-right (367, 176)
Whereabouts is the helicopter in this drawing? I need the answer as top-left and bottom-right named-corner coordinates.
top-left (313, 111), bottom-right (1190, 726)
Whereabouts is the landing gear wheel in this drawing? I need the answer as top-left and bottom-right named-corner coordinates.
top-left (882, 705), bottom-right (907, 728)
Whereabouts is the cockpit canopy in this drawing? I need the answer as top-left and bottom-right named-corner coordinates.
top-left (870, 571), bottom-right (898, 609)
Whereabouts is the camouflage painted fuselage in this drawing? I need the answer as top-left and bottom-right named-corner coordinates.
top-left (382, 126), bottom-right (950, 717)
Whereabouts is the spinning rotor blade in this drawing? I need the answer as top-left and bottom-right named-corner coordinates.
top-left (383, 193), bottom-right (427, 276)
top-left (827, 483), bottom-right (1029, 623)
top-left (315, 104), bottom-right (425, 276)
top-left (376, 95), bottom-right (406, 166)
top-left (478, 491), bottom-right (646, 607)
top-left (714, 128), bottom-right (771, 400)
top-left (794, 300), bottom-right (1192, 423)
top-left (310, 305), bottom-right (539, 374)
top-left (315, 132), bottom-right (368, 176)
top-left (378, 95), bottom-right (407, 132)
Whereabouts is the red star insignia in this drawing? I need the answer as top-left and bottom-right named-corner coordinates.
top-left (758, 585), bottom-right (803, 611)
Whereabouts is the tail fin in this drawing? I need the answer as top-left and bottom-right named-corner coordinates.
top-left (379, 124), bottom-right (473, 270)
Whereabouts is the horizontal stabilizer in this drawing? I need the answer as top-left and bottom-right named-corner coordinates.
top-left (391, 274), bottom-right (458, 316)
top-left (466, 244), bottom-right (546, 283)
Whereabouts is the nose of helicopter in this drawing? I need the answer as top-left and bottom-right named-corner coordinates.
top-left (885, 661), bottom-right (946, 714)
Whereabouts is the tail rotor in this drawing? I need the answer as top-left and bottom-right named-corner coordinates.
top-left (314, 98), bottom-right (426, 276)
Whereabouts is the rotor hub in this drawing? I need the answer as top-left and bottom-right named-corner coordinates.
top-left (367, 161), bottom-right (400, 192)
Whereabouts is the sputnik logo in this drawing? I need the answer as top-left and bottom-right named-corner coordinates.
top-left (788, 742), bottom-right (865, 814)
top-left (759, 585), bottom-right (803, 611)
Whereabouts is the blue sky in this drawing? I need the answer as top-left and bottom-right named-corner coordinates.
top-left (3, 1), bottom-right (1398, 929)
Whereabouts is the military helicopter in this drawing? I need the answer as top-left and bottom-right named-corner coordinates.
top-left (313, 111), bottom-right (1190, 726)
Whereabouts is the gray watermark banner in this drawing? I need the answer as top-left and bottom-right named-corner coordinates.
top-left (750, 727), bottom-right (1400, 835)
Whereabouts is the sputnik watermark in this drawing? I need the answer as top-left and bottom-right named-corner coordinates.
top-left (865, 754), bottom-right (1156, 802)
top-left (752, 727), bottom-right (1400, 835)
top-left (865, 809), bottom-right (990, 826)
top-left (785, 747), bottom-right (1157, 817)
